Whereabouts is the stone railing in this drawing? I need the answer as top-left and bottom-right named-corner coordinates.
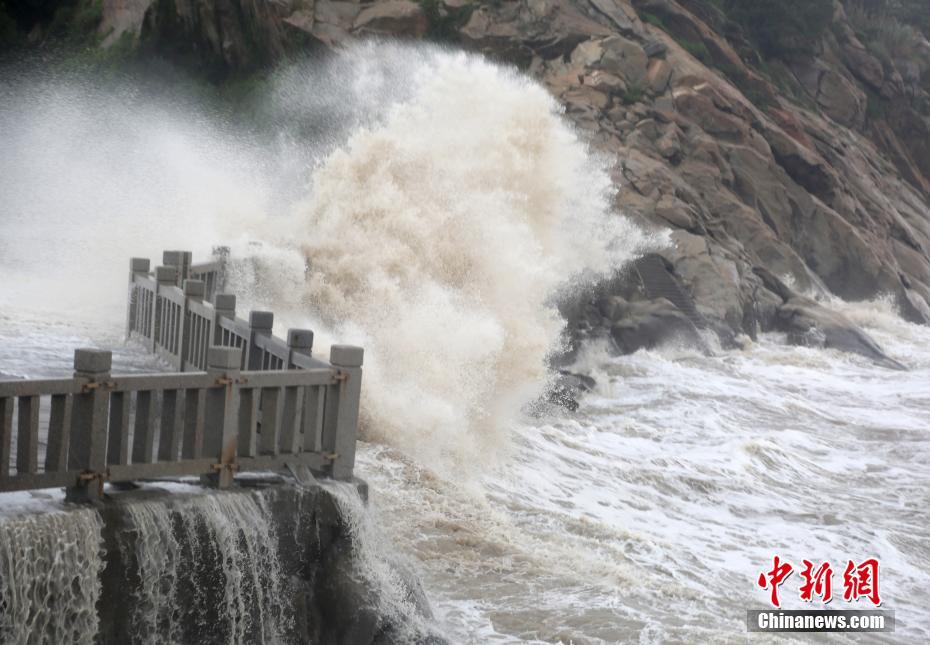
top-left (0, 250), bottom-right (363, 501)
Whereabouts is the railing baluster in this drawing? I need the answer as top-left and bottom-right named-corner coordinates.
top-left (302, 387), bottom-right (325, 453)
top-left (182, 389), bottom-right (206, 460)
top-left (195, 317), bottom-right (201, 366)
top-left (190, 315), bottom-right (198, 365)
top-left (45, 394), bottom-right (72, 472)
top-left (126, 258), bottom-right (150, 340)
top-left (182, 279), bottom-right (204, 371)
top-left (197, 317), bottom-right (204, 367)
top-left (107, 391), bottom-right (130, 466)
top-left (159, 389), bottom-right (183, 462)
top-left (132, 390), bottom-right (156, 464)
top-left (16, 395), bottom-right (39, 474)
top-left (154, 266), bottom-right (176, 355)
top-left (258, 387), bottom-right (282, 456)
top-left (0, 397), bottom-right (12, 478)
top-left (140, 289), bottom-right (145, 336)
top-left (170, 303), bottom-right (178, 355)
top-left (214, 294), bottom-right (236, 350)
top-left (280, 386), bottom-right (301, 454)
top-left (202, 320), bottom-right (210, 368)
top-left (238, 388), bottom-right (258, 458)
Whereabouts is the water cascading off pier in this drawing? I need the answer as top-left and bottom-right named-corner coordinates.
top-left (0, 479), bottom-right (440, 644)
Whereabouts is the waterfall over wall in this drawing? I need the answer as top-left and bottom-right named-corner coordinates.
top-left (120, 490), bottom-right (291, 645)
top-left (0, 507), bottom-right (104, 644)
top-left (0, 480), bottom-right (440, 644)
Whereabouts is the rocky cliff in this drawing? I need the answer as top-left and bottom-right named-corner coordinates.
top-left (7, 0), bottom-right (930, 360)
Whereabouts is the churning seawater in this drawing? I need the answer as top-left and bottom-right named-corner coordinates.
top-left (356, 300), bottom-right (930, 643)
top-left (1, 44), bottom-right (928, 643)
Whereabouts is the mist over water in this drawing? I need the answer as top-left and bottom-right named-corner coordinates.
top-left (2, 42), bottom-right (929, 644)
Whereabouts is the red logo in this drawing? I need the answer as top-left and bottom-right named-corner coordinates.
top-left (757, 555), bottom-right (793, 607)
top-left (757, 557), bottom-right (881, 607)
top-left (843, 558), bottom-right (882, 605)
top-left (799, 560), bottom-right (833, 603)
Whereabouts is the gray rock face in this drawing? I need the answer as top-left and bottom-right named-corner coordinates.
top-left (354, 1), bottom-right (427, 38)
top-left (607, 297), bottom-right (705, 353)
top-left (754, 268), bottom-right (907, 370)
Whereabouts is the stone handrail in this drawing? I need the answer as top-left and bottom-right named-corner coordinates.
top-left (0, 250), bottom-right (363, 501)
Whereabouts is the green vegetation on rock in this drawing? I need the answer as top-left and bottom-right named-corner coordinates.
top-left (640, 11), bottom-right (667, 31)
top-left (849, 0), bottom-right (930, 37)
top-left (679, 38), bottom-right (710, 63)
top-left (719, 0), bottom-right (834, 59)
top-left (622, 84), bottom-right (644, 105)
top-left (846, 0), bottom-right (928, 81)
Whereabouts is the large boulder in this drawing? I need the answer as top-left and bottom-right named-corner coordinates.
top-left (606, 296), bottom-right (706, 353)
top-left (598, 35), bottom-right (648, 86)
top-left (353, 1), bottom-right (427, 38)
top-left (754, 268), bottom-right (906, 370)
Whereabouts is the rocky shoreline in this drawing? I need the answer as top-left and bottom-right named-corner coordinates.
top-left (5, 0), bottom-right (929, 364)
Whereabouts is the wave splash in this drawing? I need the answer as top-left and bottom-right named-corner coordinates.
top-left (232, 44), bottom-right (656, 474)
top-left (0, 43), bottom-right (655, 473)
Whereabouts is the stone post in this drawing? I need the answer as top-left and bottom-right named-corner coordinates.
top-left (212, 245), bottom-right (230, 300)
top-left (247, 311), bottom-right (274, 370)
top-left (214, 293), bottom-right (236, 319)
top-left (286, 328), bottom-right (314, 367)
top-left (322, 345), bottom-right (363, 480)
top-left (183, 279), bottom-right (205, 301)
top-left (67, 349), bottom-right (112, 503)
top-left (203, 346), bottom-right (242, 489)
top-left (163, 250), bottom-right (192, 285)
top-left (212, 293), bottom-right (237, 358)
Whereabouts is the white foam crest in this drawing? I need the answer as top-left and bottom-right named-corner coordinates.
top-left (0, 508), bottom-right (103, 644)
